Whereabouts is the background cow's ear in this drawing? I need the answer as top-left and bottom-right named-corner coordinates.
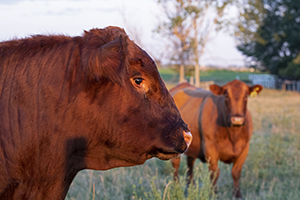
top-left (209, 84), bottom-right (225, 95)
top-left (83, 35), bottom-right (128, 84)
top-left (249, 84), bottom-right (263, 97)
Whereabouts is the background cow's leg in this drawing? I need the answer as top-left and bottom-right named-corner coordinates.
top-left (184, 156), bottom-right (196, 197)
top-left (231, 144), bottom-right (249, 199)
top-left (171, 156), bottom-right (181, 182)
top-left (208, 159), bottom-right (220, 194)
top-left (186, 156), bottom-right (196, 187)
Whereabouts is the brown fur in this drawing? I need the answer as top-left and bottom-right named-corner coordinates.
top-left (170, 80), bottom-right (263, 199)
top-left (0, 26), bottom-right (190, 199)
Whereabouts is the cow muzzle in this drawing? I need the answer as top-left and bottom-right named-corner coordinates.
top-left (183, 131), bottom-right (192, 149)
top-left (152, 130), bottom-right (193, 161)
top-left (231, 116), bottom-right (245, 126)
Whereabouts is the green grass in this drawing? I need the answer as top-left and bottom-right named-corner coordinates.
top-left (198, 70), bottom-right (262, 84)
top-left (66, 159), bottom-right (216, 200)
top-left (158, 68), bottom-right (178, 83)
top-left (66, 89), bottom-right (300, 200)
top-left (159, 68), bottom-right (265, 85)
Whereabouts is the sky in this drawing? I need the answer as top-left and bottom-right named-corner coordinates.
top-left (0, 0), bottom-right (246, 67)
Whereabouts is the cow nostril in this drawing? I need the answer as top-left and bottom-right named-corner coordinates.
top-left (183, 131), bottom-right (192, 149)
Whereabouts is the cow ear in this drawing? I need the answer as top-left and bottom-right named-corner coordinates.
top-left (83, 35), bottom-right (128, 84)
top-left (209, 84), bottom-right (225, 95)
top-left (249, 84), bottom-right (263, 97)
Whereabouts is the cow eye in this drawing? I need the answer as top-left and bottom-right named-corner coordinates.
top-left (131, 77), bottom-right (149, 93)
top-left (134, 78), bottom-right (143, 85)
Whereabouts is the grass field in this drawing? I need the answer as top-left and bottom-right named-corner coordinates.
top-left (159, 68), bottom-right (265, 86)
top-left (66, 81), bottom-right (300, 200)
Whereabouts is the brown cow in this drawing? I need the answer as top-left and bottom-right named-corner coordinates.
top-left (170, 80), bottom-right (263, 199)
top-left (0, 26), bottom-right (192, 200)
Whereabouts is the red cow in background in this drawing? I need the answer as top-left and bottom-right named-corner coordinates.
top-left (170, 80), bottom-right (263, 198)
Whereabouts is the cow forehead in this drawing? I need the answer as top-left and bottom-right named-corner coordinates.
top-left (126, 41), bottom-right (166, 96)
top-left (127, 43), bottom-right (160, 78)
top-left (225, 80), bottom-right (249, 97)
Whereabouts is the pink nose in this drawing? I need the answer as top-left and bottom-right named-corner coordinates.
top-left (183, 131), bottom-right (192, 149)
top-left (231, 117), bottom-right (245, 126)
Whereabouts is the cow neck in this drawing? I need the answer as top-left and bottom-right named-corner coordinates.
top-left (218, 96), bottom-right (229, 127)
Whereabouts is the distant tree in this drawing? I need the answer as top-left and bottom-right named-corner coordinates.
top-left (187, 0), bottom-right (232, 87)
top-left (156, 0), bottom-right (192, 83)
top-left (279, 53), bottom-right (300, 80)
top-left (235, 0), bottom-right (300, 79)
top-left (157, 0), bottom-right (235, 85)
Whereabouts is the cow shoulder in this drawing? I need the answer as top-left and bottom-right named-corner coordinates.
top-left (199, 90), bottom-right (220, 117)
top-left (172, 90), bottom-right (192, 110)
top-left (199, 91), bottom-right (225, 140)
top-left (200, 96), bottom-right (218, 127)
top-left (169, 82), bottom-right (195, 94)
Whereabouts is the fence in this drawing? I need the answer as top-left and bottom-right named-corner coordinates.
top-left (279, 80), bottom-right (300, 92)
top-left (249, 74), bottom-right (300, 92)
top-left (189, 76), bottom-right (214, 90)
top-left (248, 74), bottom-right (277, 89)
top-left (198, 81), bottom-right (215, 90)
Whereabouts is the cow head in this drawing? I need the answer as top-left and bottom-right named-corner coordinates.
top-left (209, 80), bottom-right (263, 126)
top-left (75, 26), bottom-right (192, 170)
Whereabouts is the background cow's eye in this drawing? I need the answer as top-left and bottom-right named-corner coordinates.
top-left (134, 78), bottom-right (143, 85)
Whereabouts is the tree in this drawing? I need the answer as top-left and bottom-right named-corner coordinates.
top-left (186, 0), bottom-right (231, 86)
top-left (236, 0), bottom-right (300, 79)
top-left (279, 53), bottom-right (300, 80)
top-left (157, 0), bottom-right (235, 85)
top-left (156, 0), bottom-right (192, 83)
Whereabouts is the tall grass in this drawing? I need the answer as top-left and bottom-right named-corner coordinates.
top-left (66, 89), bottom-right (300, 200)
top-left (66, 159), bottom-right (215, 200)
